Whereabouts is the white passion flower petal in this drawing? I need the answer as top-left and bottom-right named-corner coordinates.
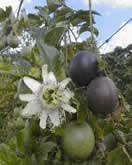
top-left (47, 72), bottom-right (57, 85)
top-left (61, 103), bottom-right (76, 113)
top-left (19, 94), bottom-right (36, 102)
top-left (42, 65), bottom-right (57, 85)
top-left (49, 110), bottom-right (60, 127)
top-left (39, 111), bottom-right (48, 129)
top-left (23, 77), bottom-right (41, 93)
top-left (59, 78), bottom-right (71, 89)
top-left (21, 100), bottom-right (42, 117)
top-left (62, 89), bottom-right (74, 103)
top-left (42, 64), bottom-right (49, 84)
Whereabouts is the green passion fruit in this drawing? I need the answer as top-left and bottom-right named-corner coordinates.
top-left (7, 34), bottom-right (19, 48)
top-left (86, 77), bottom-right (118, 114)
top-left (62, 122), bottom-right (95, 160)
top-left (69, 51), bottom-right (98, 86)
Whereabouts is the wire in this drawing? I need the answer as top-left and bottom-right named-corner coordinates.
top-left (98, 18), bottom-right (132, 49)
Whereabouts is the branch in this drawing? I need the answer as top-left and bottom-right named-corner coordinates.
top-left (69, 27), bottom-right (78, 43)
top-left (17, 0), bottom-right (24, 18)
top-left (0, 46), bottom-right (10, 54)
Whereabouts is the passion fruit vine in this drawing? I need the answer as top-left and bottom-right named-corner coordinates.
top-left (86, 77), bottom-right (118, 114)
top-left (69, 51), bottom-right (98, 86)
top-left (62, 122), bottom-right (95, 160)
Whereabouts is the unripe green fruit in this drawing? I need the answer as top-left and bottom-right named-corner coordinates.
top-left (62, 122), bottom-right (95, 160)
top-left (7, 34), bottom-right (19, 48)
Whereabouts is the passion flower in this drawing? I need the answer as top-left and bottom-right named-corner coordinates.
top-left (19, 64), bottom-right (76, 129)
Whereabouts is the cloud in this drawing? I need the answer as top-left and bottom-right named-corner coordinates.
top-left (83, 0), bottom-right (132, 8)
top-left (0, 0), bottom-right (32, 12)
top-left (99, 23), bottom-right (132, 53)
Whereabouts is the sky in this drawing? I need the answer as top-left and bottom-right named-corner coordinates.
top-left (0, 0), bottom-right (132, 53)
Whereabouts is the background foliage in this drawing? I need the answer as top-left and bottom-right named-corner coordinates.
top-left (103, 45), bottom-right (132, 106)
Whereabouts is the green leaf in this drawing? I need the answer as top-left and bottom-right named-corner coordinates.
top-left (0, 6), bottom-right (12, 22)
top-left (24, 120), bottom-right (36, 154)
top-left (48, 4), bottom-right (59, 14)
top-left (28, 14), bottom-right (40, 21)
top-left (0, 62), bottom-right (12, 72)
top-left (51, 53), bottom-right (66, 80)
top-left (71, 10), bottom-right (95, 24)
top-left (56, 7), bottom-right (73, 16)
top-left (47, 0), bottom-right (65, 6)
top-left (16, 129), bottom-right (25, 156)
top-left (79, 23), bottom-right (99, 36)
top-left (0, 143), bottom-right (19, 165)
top-left (44, 27), bottom-right (64, 46)
top-left (12, 19), bottom-right (25, 34)
top-left (37, 42), bottom-right (60, 67)
top-left (47, 0), bottom-right (65, 13)
top-left (0, 143), bottom-right (33, 165)
top-left (73, 91), bottom-right (89, 123)
top-left (28, 14), bottom-right (42, 27)
top-left (36, 6), bottom-right (49, 20)
top-left (71, 18), bottom-right (84, 26)
top-left (0, 8), bottom-right (6, 22)
top-left (85, 160), bottom-right (102, 165)
top-left (54, 6), bottom-right (73, 22)
top-left (35, 28), bottom-right (65, 77)
top-left (19, 157), bottom-right (34, 165)
top-left (11, 59), bottom-right (31, 76)
top-left (16, 119), bottom-right (36, 156)
top-left (88, 117), bottom-right (105, 139)
top-left (107, 146), bottom-right (132, 165)
top-left (71, 13), bottom-right (92, 26)
top-left (36, 138), bottom-right (57, 161)
top-left (92, 10), bottom-right (101, 16)
top-left (5, 6), bottom-right (12, 17)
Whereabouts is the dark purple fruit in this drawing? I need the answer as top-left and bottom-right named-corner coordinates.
top-left (86, 77), bottom-right (118, 114)
top-left (69, 51), bottom-right (98, 86)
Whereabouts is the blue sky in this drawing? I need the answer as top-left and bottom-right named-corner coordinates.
top-left (1, 0), bottom-right (132, 52)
